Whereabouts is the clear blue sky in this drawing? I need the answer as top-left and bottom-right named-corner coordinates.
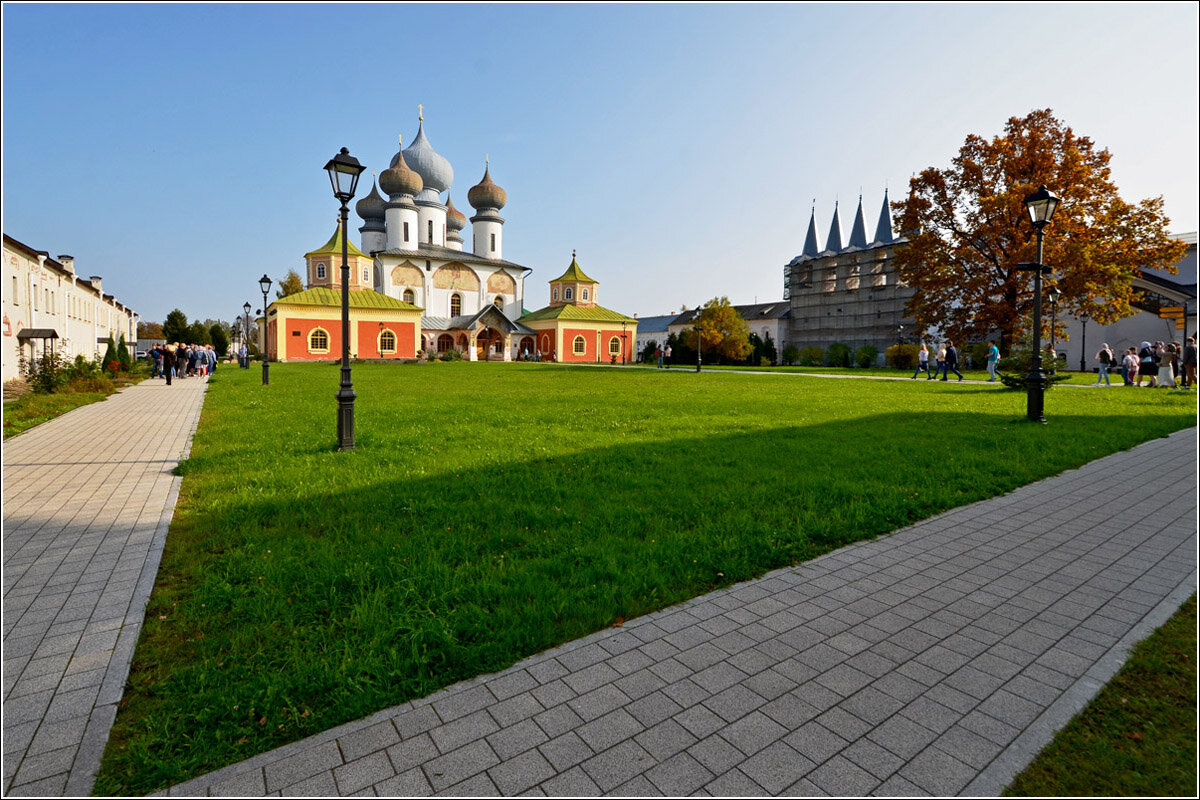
top-left (3, 3), bottom-right (1196, 327)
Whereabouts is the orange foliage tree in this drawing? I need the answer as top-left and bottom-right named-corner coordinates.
top-left (893, 109), bottom-right (1186, 351)
top-left (681, 297), bottom-right (752, 362)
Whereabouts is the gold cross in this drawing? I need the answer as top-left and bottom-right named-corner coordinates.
top-left (418, 104), bottom-right (423, 121)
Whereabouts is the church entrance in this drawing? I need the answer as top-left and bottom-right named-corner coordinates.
top-left (476, 328), bottom-right (503, 360)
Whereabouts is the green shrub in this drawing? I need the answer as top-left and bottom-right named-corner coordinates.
top-left (825, 343), bottom-right (852, 368)
top-left (798, 346), bottom-right (824, 366)
top-left (117, 333), bottom-right (133, 371)
top-left (439, 349), bottom-right (463, 362)
top-left (759, 357), bottom-right (773, 367)
top-left (886, 343), bottom-right (919, 369)
top-left (854, 346), bottom-right (879, 368)
top-left (64, 374), bottom-right (115, 393)
top-left (968, 341), bottom-right (991, 370)
top-left (782, 345), bottom-right (800, 366)
top-left (30, 350), bottom-right (67, 394)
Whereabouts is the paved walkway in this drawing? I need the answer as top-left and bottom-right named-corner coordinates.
top-left (2, 375), bottom-right (208, 796)
top-left (160, 427), bottom-right (1197, 797)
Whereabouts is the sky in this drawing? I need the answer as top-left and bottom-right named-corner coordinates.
top-left (2, 2), bottom-right (1197, 327)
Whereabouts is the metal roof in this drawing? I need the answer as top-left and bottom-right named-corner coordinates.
top-left (374, 244), bottom-right (532, 273)
top-left (422, 305), bottom-right (535, 335)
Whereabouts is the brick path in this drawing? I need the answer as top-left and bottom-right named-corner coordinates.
top-left (160, 427), bottom-right (1197, 797)
top-left (2, 375), bottom-right (208, 795)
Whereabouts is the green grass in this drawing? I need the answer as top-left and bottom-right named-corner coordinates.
top-left (1005, 594), bottom-right (1197, 797)
top-left (3, 391), bottom-right (112, 439)
top-left (95, 362), bottom-right (1195, 794)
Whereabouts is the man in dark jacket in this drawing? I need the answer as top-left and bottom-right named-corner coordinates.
top-left (942, 340), bottom-right (964, 381)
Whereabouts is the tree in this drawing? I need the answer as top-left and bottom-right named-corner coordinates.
top-left (102, 335), bottom-right (119, 374)
top-left (680, 297), bottom-right (752, 363)
top-left (185, 321), bottom-right (211, 346)
top-left (117, 333), bottom-right (133, 370)
top-left (893, 109), bottom-right (1187, 351)
top-left (209, 324), bottom-right (229, 357)
top-left (276, 269), bottom-right (305, 298)
top-left (163, 309), bottom-right (189, 343)
top-left (138, 321), bottom-right (164, 340)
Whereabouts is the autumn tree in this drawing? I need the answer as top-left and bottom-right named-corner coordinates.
top-left (138, 321), bottom-right (164, 340)
top-left (681, 297), bottom-right (752, 362)
top-left (276, 269), bottom-right (305, 298)
top-left (893, 109), bottom-right (1186, 351)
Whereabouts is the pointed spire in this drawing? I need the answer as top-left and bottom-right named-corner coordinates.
top-left (825, 201), bottom-right (843, 253)
top-left (848, 194), bottom-right (869, 248)
top-left (874, 189), bottom-right (895, 244)
top-left (802, 203), bottom-right (821, 258)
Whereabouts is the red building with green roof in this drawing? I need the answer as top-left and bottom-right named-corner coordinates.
top-left (523, 253), bottom-right (637, 363)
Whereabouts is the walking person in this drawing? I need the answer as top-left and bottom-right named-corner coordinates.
top-left (206, 345), bottom-right (217, 376)
top-left (912, 343), bottom-right (932, 379)
top-left (942, 341), bottom-right (964, 381)
top-left (1138, 341), bottom-right (1156, 387)
top-left (1183, 336), bottom-right (1197, 390)
top-left (1157, 342), bottom-right (1177, 388)
top-left (664, 344), bottom-right (672, 369)
top-left (985, 341), bottom-right (1000, 382)
top-left (656, 345), bottom-right (663, 369)
top-left (1094, 343), bottom-right (1113, 386)
top-left (1122, 348), bottom-right (1139, 386)
top-left (162, 345), bottom-right (176, 386)
top-left (935, 344), bottom-right (947, 380)
top-left (150, 345), bottom-right (163, 379)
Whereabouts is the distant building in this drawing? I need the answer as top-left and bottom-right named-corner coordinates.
top-left (523, 254), bottom-right (637, 363)
top-left (2, 234), bottom-right (139, 383)
top-left (783, 193), bottom-right (913, 361)
top-left (668, 302), bottom-right (791, 364)
top-left (632, 314), bottom-right (677, 361)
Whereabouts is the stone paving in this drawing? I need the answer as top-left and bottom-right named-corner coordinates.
top-left (158, 427), bottom-right (1197, 797)
top-left (2, 375), bottom-right (208, 796)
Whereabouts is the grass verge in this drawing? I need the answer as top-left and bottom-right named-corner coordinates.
top-left (1005, 594), bottom-right (1198, 797)
top-left (95, 362), bottom-right (1195, 794)
top-left (3, 390), bottom-right (113, 439)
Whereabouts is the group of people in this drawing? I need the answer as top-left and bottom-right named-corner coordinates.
top-left (148, 343), bottom-right (218, 386)
top-left (1094, 338), bottom-right (1197, 389)
top-left (655, 344), bottom-right (673, 368)
top-left (912, 341), bottom-right (970, 381)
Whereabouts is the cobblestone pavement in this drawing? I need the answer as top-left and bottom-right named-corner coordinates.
top-left (161, 427), bottom-right (1197, 797)
top-left (2, 375), bottom-right (208, 796)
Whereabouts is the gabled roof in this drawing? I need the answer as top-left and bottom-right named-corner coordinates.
top-left (271, 287), bottom-right (421, 310)
top-left (523, 303), bottom-right (635, 324)
top-left (423, 304), bottom-right (535, 334)
top-left (304, 224), bottom-right (367, 260)
top-left (631, 314), bottom-right (678, 333)
top-left (670, 301), bottom-right (789, 325)
top-left (375, 243), bottom-right (532, 273)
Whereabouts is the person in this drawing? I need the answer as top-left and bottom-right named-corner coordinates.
top-left (1183, 336), bottom-right (1197, 390)
top-left (1138, 341), bottom-right (1156, 387)
top-left (238, 342), bottom-right (249, 368)
top-left (162, 345), bottom-right (176, 386)
top-left (664, 344), bottom-right (672, 369)
top-left (656, 345), bottom-right (663, 369)
top-left (150, 345), bottom-right (163, 379)
top-left (1095, 344), bottom-right (1113, 386)
top-left (985, 341), bottom-right (1000, 382)
top-left (1157, 342), bottom-right (1176, 388)
top-left (1123, 348), bottom-right (1139, 386)
top-left (206, 344), bottom-right (217, 376)
top-left (912, 343), bottom-right (931, 379)
top-left (942, 340), bottom-right (964, 381)
top-left (935, 344), bottom-right (947, 380)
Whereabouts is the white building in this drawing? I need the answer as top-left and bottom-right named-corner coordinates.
top-left (2, 234), bottom-right (139, 383)
top-left (351, 112), bottom-right (536, 359)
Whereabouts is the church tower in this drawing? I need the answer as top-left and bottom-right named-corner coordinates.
top-left (468, 157), bottom-right (506, 260)
top-left (379, 135), bottom-right (422, 251)
top-left (304, 221), bottom-right (374, 291)
top-left (548, 251), bottom-right (598, 307)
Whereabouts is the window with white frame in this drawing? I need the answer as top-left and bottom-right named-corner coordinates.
top-left (309, 328), bottom-right (330, 352)
top-left (316, 263), bottom-right (326, 280)
top-left (573, 335), bottom-right (586, 355)
top-left (379, 329), bottom-right (397, 354)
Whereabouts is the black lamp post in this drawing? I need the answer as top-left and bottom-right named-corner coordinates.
top-left (1047, 286), bottom-right (1061, 374)
top-left (324, 147), bottom-right (366, 451)
top-left (621, 320), bottom-right (627, 365)
top-left (242, 302), bottom-right (252, 368)
top-left (1078, 313), bottom-right (1089, 374)
top-left (694, 308), bottom-right (703, 373)
top-left (1020, 185), bottom-right (1061, 423)
top-left (258, 275), bottom-right (272, 384)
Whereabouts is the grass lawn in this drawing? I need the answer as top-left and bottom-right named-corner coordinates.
top-left (1005, 594), bottom-right (1197, 797)
top-left (3, 391), bottom-right (112, 439)
top-left (96, 362), bottom-right (1196, 794)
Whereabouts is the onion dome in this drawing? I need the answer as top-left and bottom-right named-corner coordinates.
top-left (398, 119), bottom-right (452, 194)
top-left (467, 162), bottom-right (507, 211)
top-left (355, 177), bottom-right (387, 221)
top-left (446, 196), bottom-right (467, 232)
top-left (379, 141), bottom-right (423, 199)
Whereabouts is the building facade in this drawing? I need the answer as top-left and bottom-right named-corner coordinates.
top-left (667, 302), bottom-right (791, 364)
top-left (523, 254), bottom-right (637, 363)
top-left (784, 193), bottom-right (913, 360)
top-left (2, 234), bottom-right (139, 383)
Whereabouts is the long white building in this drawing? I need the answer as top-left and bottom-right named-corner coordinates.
top-left (2, 233), bottom-right (139, 383)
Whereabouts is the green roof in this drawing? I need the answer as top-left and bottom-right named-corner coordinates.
top-left (549, 256), bottom-right (597, 284)
top-left (522, 303), bottom-right (636, 324)
top-left (272, 287), bottom-right (421, 311)
top-left (304, 224), bottom-right (367, 259)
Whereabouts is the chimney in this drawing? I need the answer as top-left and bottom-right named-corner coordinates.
top-left (89, 275), bottom-right (103, 292)
top-left (58, 254), bottom-right (75, 274)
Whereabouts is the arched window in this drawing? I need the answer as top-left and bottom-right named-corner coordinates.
top-left (309, 329), bottom-right (330, 353)
top-left (564, 287), bottom-right (574, 301)
top-left (493, 296), bottom-right (504, 309)
top-left (450, 293), bottom-right (462, 317)
top-left (437, 334), bottom-right (454, 352)
top-left (609, 336), bottom-right (621, 355)
top-left (379, 330), bottom-right (397, 354)
top-left (316, 263), bottom-right (326, 279)
top-left (552, 287), bottom-right (558, 301)
top-left (403, 288), bottom-right (415, 304)
top-left (428, 220), bottom-right (434, 242)
top-left (582, 288), bottom-right (590, 301)
top-left (362, 267), bottom-right (371, 284)
top-left (573, 335), bottom-right (586, 355)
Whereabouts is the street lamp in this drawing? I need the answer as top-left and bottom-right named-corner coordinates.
top-left (694, 308), bottom-right (702, 373)
top-left (1078, 313), bottom-right (1090, 374)
top-left (242, 302), bottom-right (252, 368)
top-left (1046, 286), bottom-right (1061, 373)
top-left (1020, 184), bottom-right (1060, 423)
top-left (258, 275), bottom-right (272, 384)
top-left (324, 147), bottom-right (367, 451)
top-left (621, 320), bottom-right (627, 365)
